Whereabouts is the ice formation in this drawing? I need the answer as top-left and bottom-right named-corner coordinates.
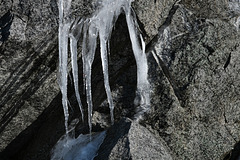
top-left (229, 0), bottom-right (240, 31)
top-left (58, 0), bottom-right (150, 135)
top-left (58, 0), bottom-right (73, 134)
top-left (51, 119), bottom-right (106, 160)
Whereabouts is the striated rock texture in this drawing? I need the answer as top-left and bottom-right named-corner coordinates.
top-left (0, 0), bottom-right (239, 160)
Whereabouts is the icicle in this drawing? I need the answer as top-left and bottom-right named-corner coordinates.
top-left (69, 19), bottom-right (85, 122)
top-left (85, 62), bottom-right (93, 139)
top-left (58, 0), bottom-right (72, 134)
top-left (99, 35), bottom-right (114, 125)
top-left (93, 7), bottom-right (115, 124)
top-left (87, 23), bottom-right (98, 65)
top-left (81, 21), bottom-right (99, 137)
top-left (69, 36), bottom-right (84, 122)
top-left (124, 3), bottom-right (150, 119)
top-left (81, 22), bottom-right (88, 92)
top-left (58, 0), bottom-right (151, 136)
top-left (81, 22), bottom-right (92, 136)
top-left (59, 0), bottom-right (63, 24)
top-left (59, 22), bottom-right (71, 134)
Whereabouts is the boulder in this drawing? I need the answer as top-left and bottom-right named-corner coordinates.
top-left (95, 118), bottom-right (173, 160)
top-left (0, 0), bottom-right (239, 159)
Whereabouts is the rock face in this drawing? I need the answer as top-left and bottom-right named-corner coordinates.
top-left (95, 118), bottom-right (173, 160)
top-left (0, 0), bottom-right (240, 160)
top-left (144, 0), bottom-right (240, 159)
top-left (0, 0), bottom-right (59, 154)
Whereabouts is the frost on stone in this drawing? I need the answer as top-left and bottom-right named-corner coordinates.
top-left (228, 0), bottom-right (240, 31)
top-left (229, 0), bottom-right (240, 13)
top-left (151, 27), bottom-right (172, 68)
top-left (58, 0), bottom-right (150, 135)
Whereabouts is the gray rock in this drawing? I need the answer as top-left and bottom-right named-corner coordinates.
top-left (95, 118), bottom-right (173, 160)
top-left (0, 0), bottom-right (94, 155)
top-left (0, 0), bottom-right (239, 160)
top-left (144, 1), bottom-right (240, 159)
top-left (0, 0), bottom-right (60, 153)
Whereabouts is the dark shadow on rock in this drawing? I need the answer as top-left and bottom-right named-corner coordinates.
top-left (0, 33), bottom-right (58, 135)
top-left (223, 141), bottom-right (240, 160)
top-left (95, 118), bottom-right (173, 160)
top-left (0, 10), bottom-right (13, 42)
top-left (0, 93), bottom-right (64, 160)
top-left (95, 118), bottom-right (132, 160)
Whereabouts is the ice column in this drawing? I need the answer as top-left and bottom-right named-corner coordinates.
top-left (69, 19), bottom-right (85, 122)
top-left (58, 0), bottom-right (72, 134)
top-left (81, 21), bottom-right (99, 135)
top-left (124, 1), bottom-right (150, 120)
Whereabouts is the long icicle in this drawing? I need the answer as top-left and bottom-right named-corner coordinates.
top-left (93, 0), bottom-right (117, 125)
top-left (81, 20), bottom-right (99, 137)
top-left (124, 3), bottom-right (150, 119)
top-left (85, 60), bottom-right (93, 139)
top-left (81, 22), bottom-right (88, 93)
top-left (99, 35), bottom-right (114, 125)
top-left (82, 22), bottom-right (94, 138)
top-left (86, 22), bottom-right (98, 138)
top-left (59, 23), bottom-right (71, 135)
top-left (69, 19), bottom-right (85, 122)
top-left (70, 35), bottom-right (84, 122)
top-left (58, 0), bottom-right (72, 135)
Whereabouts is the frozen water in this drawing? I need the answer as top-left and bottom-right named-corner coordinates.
top-left (58, 0), bottom-right (150, 134)
top-left (56, 0), bottom-right (151, 158)
top-left (124, 5), bottom-right (150, 120)
top-left (69, 18), bottom-right (85, 122)
top-left (229, 0), bottom-right (240, 13)
top-left (58, 0), bottom-right (72, 134)
top-left (51, 126), bottom-right (106, 160)
top-left (151, 27), bottom-right (172, 67)
top-left (70, 34), bottom-right (84, 122)
top-left (229, 0), bottom-right (240, 31)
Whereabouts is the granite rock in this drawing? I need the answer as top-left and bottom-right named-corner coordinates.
top-left (0, 0), bottom-right (239, 160)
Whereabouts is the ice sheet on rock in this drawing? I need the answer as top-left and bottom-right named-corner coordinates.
top-left (51, 130), bottom-right (106, 160)
top-left (228, 0), bottom-right (240, 31)
top-left (151, 27), bottom-right (172, 67)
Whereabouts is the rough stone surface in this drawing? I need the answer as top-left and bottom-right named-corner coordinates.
top-left (0, 0), bottom-right (240, 160)
top-left (143, 1), bottom-right (240, 159)
top-left (95, 118), bottom-right (173, 160)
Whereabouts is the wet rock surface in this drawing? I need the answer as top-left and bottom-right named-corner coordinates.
top-left (0, 0), bottom-right (239, 160)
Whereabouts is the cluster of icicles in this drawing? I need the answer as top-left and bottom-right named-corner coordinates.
top-left (58, 0), bottom-right (150, 136)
